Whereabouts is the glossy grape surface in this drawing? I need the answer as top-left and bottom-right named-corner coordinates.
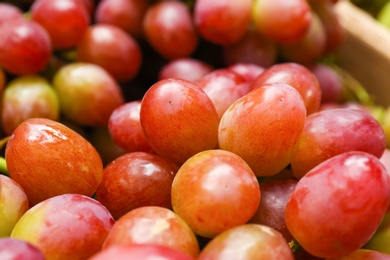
top-left (286, 151), bottom-right (390, 258)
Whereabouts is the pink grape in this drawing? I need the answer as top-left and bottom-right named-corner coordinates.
top-left (286, 151), bottom-right (390, 258)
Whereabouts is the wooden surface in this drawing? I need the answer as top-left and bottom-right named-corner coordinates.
top-left (335, 0), bottom-right (390, 106)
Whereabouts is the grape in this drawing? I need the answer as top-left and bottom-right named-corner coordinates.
top-left (52, 62), bottom-right (125, 127)
top-left (286, 151), bottom-right (390, 258)
top-left (249, 179), bottom-right (298, 242)
top-left (102, 206), bottom-right (200, 258)
top-left (252, 0), bottom-right (312, 44)
top-left (143, 1), bottom-right (198, 60)
top-left (90, 244), bottom-right (196, 260)
top-left (76, 24), bottom-right (142, 82)
top-left (0, 18), bottom-right (52, 75)
top-left (0, 3), bottom-right (23, 27)
top-left (108, 100), bottom-right (153, 153)
top-left (310, 63), bottom-right (345, 104)
top-left (95, 152), bottom-right (178, 220)
top-left (198, 224), bottom-right (294, 259)
top-left (5, 118), bottom-right (105, 205)
top-left (194, 0), bottom-right (252, 45)
top-left (279, 12), bottom-right (327, 66)
top-left (158, 58), bottom-right (213, 82)
top-left (1, 75), bottom-right (60, 135)
top-left (223, 26), bottom-right (277, 68)
top-left (377, 1), bottom-right (390, 29)
top-left (251, 62), bottom-right (322, 115)
top-left (326, 249), bottom-right (390, 259)
top-left (94, 0), bottom-right (148, 39)
top-left (30, 0), bottom-right (90, 49)
top-left (291, 108), bottom-right (386, 179)
top-left (140, 78), bottom-right (219, 166)
top-left (218, 82), bottom-right (307, 177)
top-left (171, 149), bottom-right (260, 238)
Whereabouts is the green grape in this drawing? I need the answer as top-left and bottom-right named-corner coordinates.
top-left (377, 1), bottom-right (390, 29)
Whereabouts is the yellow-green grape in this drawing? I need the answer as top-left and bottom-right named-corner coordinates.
top-left (364, 227), bottom-right (390, 254)
top-left (377, 1), bottom-right (390, 29)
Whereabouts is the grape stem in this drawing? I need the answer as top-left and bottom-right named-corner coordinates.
top-left (320, 55), bottom-right (376, 106)
top-left (333, 65), bottom-right (376, 106)
top-left (0, 136), bottom-right (10, 150)
top-left (289, 238), bottom-right (302, 253)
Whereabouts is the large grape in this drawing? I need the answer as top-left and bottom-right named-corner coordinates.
top-left (291, 108), bottom-right (386, 179)
top-left (286, 151), bottom-right (390, 258)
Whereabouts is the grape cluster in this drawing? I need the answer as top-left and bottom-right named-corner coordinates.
top-left (0, 0), bottom-right (349, 138)
top-left (0, 0), bottom-right (344, 91)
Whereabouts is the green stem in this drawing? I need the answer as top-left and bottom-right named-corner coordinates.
top-left (289, 238), bottom-right (302, 253)
top-left (332, 64), bottom-right (376, 106)
top-left (319, 56), bottom-right (376, 106)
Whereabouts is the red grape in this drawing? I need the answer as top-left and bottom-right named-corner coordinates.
top-left (0, 18), bottom-right (52, 75)
top-left (140, 78), bottom-right (219, 166)
top-left (251, 62), bottom-right (322, 115)
top-left (102, 206), bottom-right (200, 258)
top-left (77, 24), bottom-right (142, 82)
top-left (198, 224), bottom-right (294, 259)
top-left (223, 26), bottom-right (277, 68)
top-left (95, 152), bottom-right (178, 220)
top-left (94, 0), bottom-right (148, 39)
top-left (219, 82), bottom-right (307, 177)
top-left (286, 151), bottom-right (390, 258)
top-left (194, 0), bottom-right (252, 45)
top-left (108, 100), bottom-right (153, 153)
top-left (279, 13), bottom-right (327, 66)
top-left (171, 149), bottom-right (260, 238)
top-left (30, 0), bottom-right (90, 49)
top-left (90, 244), bottom-right (196, 260)
top-left (10, 193), bottom-right (115, 260)
top-left (310, 63), bottom-right (345, 104)
top-left (252, 0), bottom-right (312, 44)
top-left (0, 3), bottom-right (23, 27)
top-left (158, 58), bottom-right (213, 82)
top-left (249, 179), bottom-right (298, 242)
top-left (0, 238), bottom-right (45, 260)
top-left (143, 1), bottom-right (198, 60)
top-left (5, 118), bottom-right (104, 205)
top-left (291, 108), bottom-right (386, 179)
